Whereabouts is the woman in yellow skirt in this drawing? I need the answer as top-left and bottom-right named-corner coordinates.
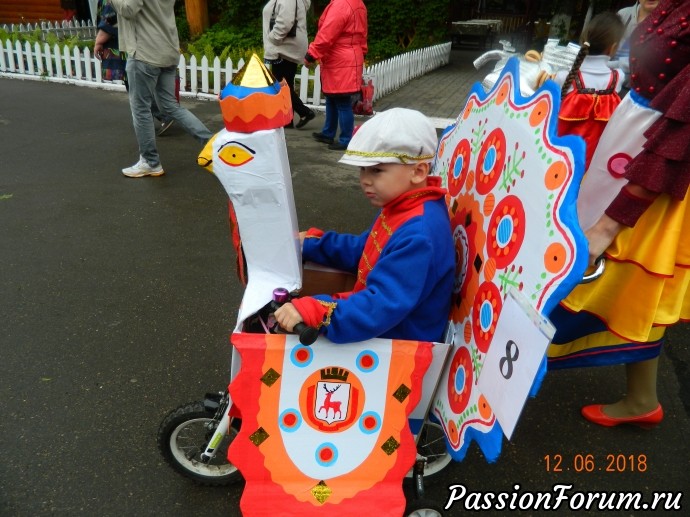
top-left (547, 0), bottom-right (690, 428)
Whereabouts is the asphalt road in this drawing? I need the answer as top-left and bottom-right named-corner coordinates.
top-left (1, 77), bottom-right (688, 517)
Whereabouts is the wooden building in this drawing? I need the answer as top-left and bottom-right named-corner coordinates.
top-left (1, 0), bottom-right (61, 24)
top-left (0, 0), bottom-right (92, 25)
top-left (449, 0), bottom-right (635, 47)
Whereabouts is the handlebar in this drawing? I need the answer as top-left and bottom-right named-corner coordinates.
top-left (293, 322), bottom-right (320, 346)
top-left (269, 288), bottom-right (319, 345)
top-left (581, 256), bottom-right (605, 284)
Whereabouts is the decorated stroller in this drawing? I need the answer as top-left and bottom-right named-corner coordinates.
top-left (158, 54), bottom-right (589, 516)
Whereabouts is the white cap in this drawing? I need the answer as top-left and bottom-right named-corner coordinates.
top-left (338, 108), bottom-right (438, 167)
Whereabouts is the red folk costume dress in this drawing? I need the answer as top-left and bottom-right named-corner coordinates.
top-left (558, 67), bottom-right (621, 170)
top-left (548, 0), bottom-right (690, 368)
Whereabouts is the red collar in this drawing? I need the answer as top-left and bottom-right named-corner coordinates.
top-left (382, 176), bottom-right (446, 215)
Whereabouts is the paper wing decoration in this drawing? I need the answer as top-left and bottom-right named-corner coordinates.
top-left (228, 334), bottom-right (437, 516)
top-left (430, 57), bottom-right (588, 462)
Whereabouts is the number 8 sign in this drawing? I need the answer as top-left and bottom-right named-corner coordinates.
top-left (499, 340), bottom-right (519, 380)
top-left (478, 289), bottom-right (555, 440)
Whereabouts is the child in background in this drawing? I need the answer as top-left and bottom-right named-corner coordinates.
top-left (93, 1), bottom-right (126, 81)
top-left (554, 12), bottom-right (626, 170)
top-left (275, 108), bottom-right (455, 344)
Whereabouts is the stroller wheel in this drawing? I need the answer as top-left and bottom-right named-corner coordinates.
top-left (404, 498), bottom-right (445, 517)
top-left (157, 401), bottom-right (242, 486)
top-left (405, 422), bottom-right (453, 481)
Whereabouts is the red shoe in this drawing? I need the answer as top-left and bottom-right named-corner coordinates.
top-left (581, 404), bottom-right (663, 429)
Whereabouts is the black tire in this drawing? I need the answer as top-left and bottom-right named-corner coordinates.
top-left (157, 401), bottom-right (242, 486)
top-left (404, 498), bottom-right (446, 517)
top-left (405, 421), bottom-right (453, 482)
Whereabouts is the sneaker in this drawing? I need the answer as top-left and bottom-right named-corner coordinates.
top-left (312, 132), bottom-right (334, 144)
top-left (157, 119), bottom-right (174, 136)
top-left (295, 110), bottom-right (315, 129)
top-left (122, 156), bottom-right (164, 178)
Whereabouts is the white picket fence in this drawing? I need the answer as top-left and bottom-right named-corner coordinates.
top-left (0, 36), bottom-right (451, 107)
top-left (0, 20), bottom-right (97, 40)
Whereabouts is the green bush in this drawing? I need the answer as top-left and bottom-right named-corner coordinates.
top-left (0, 27), bottom-right (80, 49)
top-left (365, 0), bottom-right (450, 56)
top-left (176, 13), bottom-right (190, 43)
top-left (184, 23), bottom-right (263, 61)
top-left (181, 0), bottom-right (451, 65)
top-left (366, 36), bottom-right (404, 63)
top-left (1, 0), bottom-right (451, 66)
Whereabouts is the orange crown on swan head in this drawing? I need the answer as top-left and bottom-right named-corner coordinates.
top-left (219, 54), bottom-right (293, 133)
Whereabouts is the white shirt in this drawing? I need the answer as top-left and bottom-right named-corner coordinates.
top-left (554, 55), bottom-right (624, 94)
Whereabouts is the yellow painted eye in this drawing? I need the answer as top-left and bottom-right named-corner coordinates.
top-left (218, 141), bottom-right (255, 167)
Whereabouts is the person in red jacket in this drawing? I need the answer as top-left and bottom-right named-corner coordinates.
top-left (305, 0), bottom-right (367, 151)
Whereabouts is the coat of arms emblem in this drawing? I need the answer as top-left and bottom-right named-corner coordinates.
top-left (304, 367), bottom-right (360, 431)
top-left (315, 382), bottom-right (350, 424)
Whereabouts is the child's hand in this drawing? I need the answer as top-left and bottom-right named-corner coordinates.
top-left (274, 302), bottom-right (304, 332)
top-left (299, 231), bottom-right (307, 248)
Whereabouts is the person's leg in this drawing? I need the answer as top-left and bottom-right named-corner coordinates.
top-left (155, 66), bottom-right (212, 144)
top-left (125, 58), bottom-right (160, 167)
top-left (581, 355), bottom-right (663, 427)
top-left (268, 58), bottom-right (284, 81)
top-left (333, 94), bottom-right (354, 146)
top-left (279, 60), bottom-right (311, 118)
top-left (270, 60), bottom-right (296, 127)
top-left (150, 98), bottom-right (174, 135)
top-left (150, 100), bottom-right (165, 122)
top-left (602, 357), bottom-right (660, 417)
top-left (318, 95), bottom-right (337, 139)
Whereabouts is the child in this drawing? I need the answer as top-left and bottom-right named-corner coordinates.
top-left (554, 12), bottom-right (626, 170)
top-left (275, 108), bottom-right (455, 344)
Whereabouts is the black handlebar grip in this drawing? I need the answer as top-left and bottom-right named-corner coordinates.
top-left (294, 322), bottom-right (319, 346)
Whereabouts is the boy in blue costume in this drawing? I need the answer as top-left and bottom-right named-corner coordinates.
top-left (275, 108), bottom-right (455, 343)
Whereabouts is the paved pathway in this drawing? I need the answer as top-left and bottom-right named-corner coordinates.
top-left (1, 48), bottom-right (688, 517)
top-left (373, 48), bottom-right (488, 126)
